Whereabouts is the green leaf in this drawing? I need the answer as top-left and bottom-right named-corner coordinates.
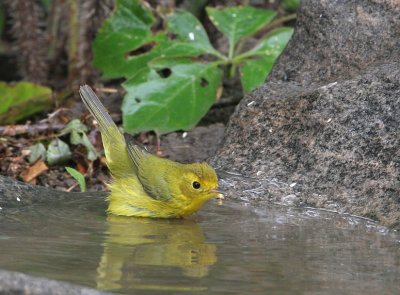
top-left (165, 10), bottom-right (219, 57)
top-left (92, 2), bottom-right (227, 135)
top-left (29, 143), bottom-right (47, 164)
top-left (60, 119), bottom-right (99, 161)
top-left (282, 0), bottom-right (300, 11)
top-left (92, 0), bottom-right (157, 79)
top-left (122, 58), bottom-right (222, 134)
top-left (239, 27), bottom-right (293, 93)
top-left (93, 3), bottom-right (222, 80)
top-left (60, 118), bottom-right (88, 135)
top-left (0, 82), bottom-right (52, 124)
top-left (206, 6), bottom-right (276, 54)
top-left (47, 139), bottom-right (72, 165)
top-left (79, 133), bottom-right (99, 161)
top-left (65, 167), bottom-right (86, 192)
top-left (246, 27), bottom-right (294, 56)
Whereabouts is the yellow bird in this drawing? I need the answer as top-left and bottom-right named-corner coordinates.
top-left (79, 85), bottom-right (223, 218)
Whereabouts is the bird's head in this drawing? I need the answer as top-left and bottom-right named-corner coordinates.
top-left (178, 162), bottom-right (223, 203)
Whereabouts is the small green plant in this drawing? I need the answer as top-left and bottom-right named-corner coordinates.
top-left (65, 167), bottom-right (86, 192)
top-left (28, 119), bottom-right (98, 165)
top-left (59, 119), bottom-right (99, 161)
top-left (93, 0), bottom-right (294, 135)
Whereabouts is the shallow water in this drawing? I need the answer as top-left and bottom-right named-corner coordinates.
top-left (0, 195), bottom-right (399, 294)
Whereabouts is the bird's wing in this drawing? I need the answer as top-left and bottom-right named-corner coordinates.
top-left (126, 142), bottom-right (172, 201)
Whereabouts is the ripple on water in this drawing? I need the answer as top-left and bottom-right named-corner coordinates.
top-left (0, 193), bottom-right (399, 294)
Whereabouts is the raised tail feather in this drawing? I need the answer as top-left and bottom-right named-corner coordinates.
top-left (79, 85), bottom-right (134, 177)
top-left (79, 85), bottom-right (117, 136)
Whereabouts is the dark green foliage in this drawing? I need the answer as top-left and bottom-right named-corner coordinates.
top-left (93, 1), bottom-right (293, 134)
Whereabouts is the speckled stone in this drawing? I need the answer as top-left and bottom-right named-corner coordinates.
top-left (0, 270), bottom-right (111, 295)
top-left (212, 0), bottom-right (400, 228)
top-left (270, 0), bottom-right (400, 85)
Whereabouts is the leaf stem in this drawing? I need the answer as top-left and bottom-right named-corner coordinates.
top-left (209, 59), bottom-right (229, 67)
top-left (255, 13), bottom-right (297, 37)
top-left (211, 50), bottom-right (229, 62)
top-left (269, 13), bottom-right (297, 29)
top-left (232, 13), bottom-right (297, 62)
top-left (228, 40), bottom-right (234, 61)
top-left (233, 51), bottom-right (259, 62)
top-left (229, 63), bottom-right (236, 79)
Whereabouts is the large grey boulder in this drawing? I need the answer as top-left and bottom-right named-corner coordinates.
top-left (212, 0), bottom-right (400, 228)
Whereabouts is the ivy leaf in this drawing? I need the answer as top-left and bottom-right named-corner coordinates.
top-left (93, 1), bottom-right (225, 135)
top-left (206, 6), bottom-right (276, 49)
top-left (93, 3), bottom-right (220, 80)
top-left (245, 27), bottom-right (294, 56)
top-left (122, 58), bottom-right (222, 134)
top-left (65, 167), bottom-right (86, 192)
top-left (239, 27), bottom-right (294, 93)
top-left (78, 133), bottom-right (99, 161)
top-left (0, 82), bottom-right (52, 124)
top-left (92, 0), bottom-right (157, 79)
top-left (61, 119), bottom-right (99, 161)
top-left (60, 118), bottom-right (88, 136)
top-left (165, 10), bottom-right (220, 57)
top-left (29, 143), bottom-right (47, 164)
top-left (47, 139), bottom-right (72, 165)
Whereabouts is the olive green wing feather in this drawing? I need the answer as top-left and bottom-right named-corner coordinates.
top-left (126, 142), bottom-right (172, 201)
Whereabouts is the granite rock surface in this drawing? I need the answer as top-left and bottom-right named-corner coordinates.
top-left (212, 0), bottom-right (400, 228)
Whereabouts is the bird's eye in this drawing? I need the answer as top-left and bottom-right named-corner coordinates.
top-left (192, 181), bottom-right (201, 189)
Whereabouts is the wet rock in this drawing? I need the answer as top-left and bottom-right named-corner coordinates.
top-left (281, 195), bottom-right (300, 207)
top-left (0, 175), bottom-right (107, 213)
top-left (212, 0), bottom-right (400, 228)
top-left (0, 270), bottom-right (110, 295)
top-left (160, 123), bottom-right (225, 163)
top-left (0, 175), bottom-right (62, 208)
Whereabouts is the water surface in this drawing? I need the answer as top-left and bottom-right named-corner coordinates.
top-left (0, 194), bottom-right (399, 294)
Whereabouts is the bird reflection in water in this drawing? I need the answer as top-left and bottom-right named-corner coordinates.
top-left (96, 215), bottom-right (217, 292)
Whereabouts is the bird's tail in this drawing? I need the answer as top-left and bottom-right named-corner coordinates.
top-left (79, 85), bottom-right (133, 177)
top-left (79, 85), bottom-right (117, 138)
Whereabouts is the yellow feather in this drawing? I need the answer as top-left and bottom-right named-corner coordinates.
top-left (79, 85), bottom-right (223, 218)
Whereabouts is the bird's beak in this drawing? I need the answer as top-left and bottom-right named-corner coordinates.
top-left (210, 189), bottom-right (224, 200)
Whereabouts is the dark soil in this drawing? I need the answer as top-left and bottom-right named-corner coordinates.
top-left (0, 92), bottom-right (229, 193)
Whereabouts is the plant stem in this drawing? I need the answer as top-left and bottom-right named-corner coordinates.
top-left (229, 63), bottom-right (236, 79)
top-left (228, 40), bottom-right (234, 61)
top-left (227, 13), bottom-right (297, 79)
top-left (269, 13), bottom-right (297, 28)
top-left (255, 13), bottom-right (297, 37)
top-left (209, 59), bottom-right (229, 67)
top-left (211, 50), bottom-right (229, 62)
top-left (233, 51), bottom-right (259, 62)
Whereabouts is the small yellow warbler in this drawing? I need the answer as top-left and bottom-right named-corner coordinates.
top-left (79, 85), bottom-right (223, 218)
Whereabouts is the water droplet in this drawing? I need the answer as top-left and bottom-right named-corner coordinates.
top-left (16, 197), bottom-right (20, 202)
top-left (188, 32), bottom-right (195, 40)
